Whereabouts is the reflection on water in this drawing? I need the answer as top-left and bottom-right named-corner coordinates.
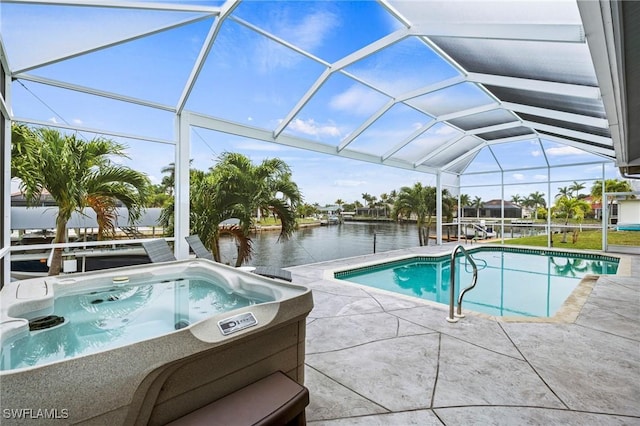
top-left (550, 257), bottom-right (618, 276)
top-left (392, 263), bottom-right (447, 297)
top-left (339, 250), bottom-right (619, 318)
top-left (218, 222), bottom-right (421, 267)
top-left (1, 277), bottom-right (272, 371)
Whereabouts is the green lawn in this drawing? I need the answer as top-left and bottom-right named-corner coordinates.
top-left (503, 230), bottom-right (639, 250)
top-left (256, 217), bottom-right (318, 226)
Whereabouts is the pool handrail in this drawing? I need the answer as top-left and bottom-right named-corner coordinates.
top-left (446, 245), bottom-right (478, 323)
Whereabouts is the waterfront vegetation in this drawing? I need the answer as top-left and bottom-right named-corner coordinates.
top-left (11, 124), bottom-right (150, 275)
top-left (160, 152), bottom-right (301, 266)
top-left (504, 230), bottom-right (638, 250)
top-left (11, 123), bottom-right (637, 273)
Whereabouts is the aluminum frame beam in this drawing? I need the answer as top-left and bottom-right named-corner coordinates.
top-left (273, 28), bottom-right (410, 138)
top-left (176, 0), bottom-right (239, 114)
top-left (16, 74), bottom-right (176, 112)
top-left (502, 101), bottom-right (609, 128)
top-left (338, 99), bottom-right (394, 152)
top-left (410, 23), bottom-right (585, 43)
top-left (467, 72), bottom-right (602, 99)
top-left (14, 14), bottom-right (215, 74)
top-left (522, 120), bottom-right (613, 146)
top-left (3, 0), bottom-right (220, 13)
top-left (537, 133), bottom-right (615, 159)
top-left (13, 117), bottom-right (176, 145)
top-left (414, 134), bottom-right (466, 167)
top-left (187, 112), bottom-right (440, 175)
top-left (467, 120), bottom-right (522, 136)
top-left (577, 0), bottom-right (627, 166)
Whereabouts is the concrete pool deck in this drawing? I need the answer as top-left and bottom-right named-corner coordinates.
top-left (287, 243), bottom-right (640, 425)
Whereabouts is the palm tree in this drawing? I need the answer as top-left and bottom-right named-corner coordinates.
top-left (298, 203), bottom-right (319, 218)
top-left (388, 189), bottom-right (398, 205)
top-left (442, 190), bottom-right (456, 223)
top-left (392, 183), bottom-right (436, 246)
top-left (472, 196), bottom-right (483, 219)
top-left (591, 179), bottom-right (634, 223)
top-left (556, 186), bottom-right (571, 200)
top-left (458, 194), bottom-right (470, 218)
top-left (160, 162), bottom-right (177, 196)
top-left (160, 160), bottom-right (193, 196)
top-left (510, 194), bottom-right (523, 206)
top-left (555, 196), bottom-right (591, 243)
top-left (362, 193), bottom-right (377, 216)
top-left (335, 199), bottom-right (345, 213)
top-left (146, 184), bottom-right (171, 208)
top-left (161, 153), bottom-right (301, 266)
top-left (84, 166), bottom-right (150, 240)
top-left (569, 181), bottom-right (586, 199)
top-left (11, 125), bottom-right (150, 275)
top-left (379, 193), bottom-right (389, 218)
top-left (527, 191), bottom-right (546, 220)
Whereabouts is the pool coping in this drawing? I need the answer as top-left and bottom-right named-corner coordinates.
top-left (323, 244), bottom-right (631, 324)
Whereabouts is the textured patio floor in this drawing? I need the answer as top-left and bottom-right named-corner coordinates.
top-left (287, 243), bottom-right (640, 426)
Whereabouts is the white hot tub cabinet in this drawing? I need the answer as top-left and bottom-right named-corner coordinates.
top-left (0, 259), bottom-right (313, 425)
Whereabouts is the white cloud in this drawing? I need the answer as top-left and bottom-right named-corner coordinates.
top-left (512, 173), bottom-right (525, 181)
top-left (256, 8), bottom-right (339, 72)
top-left (47, 117), bottom-right (82, 126)
top-left (287, 118), bottom-right (341, 138)
top-left (534, 174), bottom-right (547, 180)
top-left (531, 150), bottom-right (542, 157)
top-left (546, 146), bottom-right (587, 156)
top-left (255, 42), bottom-right (301, 73)
top-left (329, 85), bottom-right (387, 116)
top-left (280, 10), bottom-right (339, 52)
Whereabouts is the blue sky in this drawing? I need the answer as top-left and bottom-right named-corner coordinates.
top-left (4, 0), bottom-right (625, 206)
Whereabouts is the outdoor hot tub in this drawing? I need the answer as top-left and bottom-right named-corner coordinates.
top-left (0, 259), bottom-right (313, 425)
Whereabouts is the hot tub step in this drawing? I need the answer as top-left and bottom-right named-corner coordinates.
top-left (165, 371), bottom-right (308, 426)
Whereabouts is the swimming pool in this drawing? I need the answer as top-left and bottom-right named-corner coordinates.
top-left (334, 247), bottom-right (619, 318)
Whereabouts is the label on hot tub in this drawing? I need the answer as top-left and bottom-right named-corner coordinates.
top-left (218, 312), bottom-right (258, 335)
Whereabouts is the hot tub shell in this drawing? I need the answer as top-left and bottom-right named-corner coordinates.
top-left (0, 259), bottom-right (313, 425)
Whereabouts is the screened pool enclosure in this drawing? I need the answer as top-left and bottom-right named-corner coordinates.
top-left (1, 0), bottom-right (637, 283)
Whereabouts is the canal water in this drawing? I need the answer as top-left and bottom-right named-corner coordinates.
top-left (217, 221), bottom-right (426, 268)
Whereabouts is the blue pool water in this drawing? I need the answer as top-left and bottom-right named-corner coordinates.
top-left (335, 248), bottom-right (619, 318)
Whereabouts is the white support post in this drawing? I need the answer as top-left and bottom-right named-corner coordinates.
top-left (547, 167), bottom-right (552, 248)
top-left (500, 171), bottom-right (505, 244)
top-left (2, 49), bottom-right (11, 286)
top-left (436, 172), bottom-right (443, 246)
top-left (174, 113), bottom-right (191, 259)
top-left (601, 164), bottom-right (607, 251)
top-left (457, 177), bottom-right (461, 244)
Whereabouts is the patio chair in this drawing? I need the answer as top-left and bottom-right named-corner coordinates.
top-left (141, 239), bottom-right (176, 263)
top-left (185, 234), bottom-right (214, 260)
top-left (185, 235), bottom-right (292, 282)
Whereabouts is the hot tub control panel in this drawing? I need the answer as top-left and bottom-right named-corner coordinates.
top-left (218, 312), bottom-right (258, 335)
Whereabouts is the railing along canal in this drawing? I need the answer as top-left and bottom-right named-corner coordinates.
top-left (446, 245), bottom-right (478, 323)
